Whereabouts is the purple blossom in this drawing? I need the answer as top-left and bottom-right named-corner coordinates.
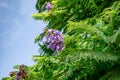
top-left (45, 2), bottom-right (52, 10)
top-left (14, 71), bottom-right (22, 80)
top-left (16, 71), bottom-right (22, 77)
top-left (16, 72), bottom-right (21, 76)
top-left (8, 65), bottom-right (29, 80)
top-left (14, 77), bottom-right (19, 80)
top-left (45, 29), bottom-right (63, 54)
top-left (53, 30), bottom-right (61, 35)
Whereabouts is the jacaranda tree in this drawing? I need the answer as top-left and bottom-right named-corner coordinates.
top-left (2, 0), bottom-right (120, 80)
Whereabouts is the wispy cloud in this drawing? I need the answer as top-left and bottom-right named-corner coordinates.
top-left (0, 1), bottom-right (14, 24)
top-left (0, 1), bottom-right (8, 8)
top-left (0, 1), bottom-right (15, 12)
top-left (19, 0), bottom-right (37, 15)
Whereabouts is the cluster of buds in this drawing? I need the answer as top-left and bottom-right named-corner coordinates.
top-left (45, 2), bottom-right (52, 10)
top-left (44, 29), bottom-right (63, 54)
top-left (9, 64), bottom-right (29, 80)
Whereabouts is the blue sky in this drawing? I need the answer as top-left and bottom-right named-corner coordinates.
top-left (0, 0), bottom-right (46, 79)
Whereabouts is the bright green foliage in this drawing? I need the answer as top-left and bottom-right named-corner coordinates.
top-left (2, 0), bottom-right (120, 80)
top-left (31, 51), bottom-right (120, 80)
top-left (33, 0), bottom-right (120, 80)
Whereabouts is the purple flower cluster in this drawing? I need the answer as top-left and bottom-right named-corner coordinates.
top-left (45, 2), bottom-right (52, 10)
top-left (45, 29), bottom-right (63, 54)
top-left (15, 71), bottom-right (28, 80)
top-left (9, 64), bottom-right (29, 80)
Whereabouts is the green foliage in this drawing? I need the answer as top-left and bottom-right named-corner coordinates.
top-left (32, 0), bottom-right (120, 80)
top-left (99, 67), bottom-right (120, 80)
top-left (31, 51), bottom-right (120, 80)
top-left (33, 0), bottom-right (118, 30)
top-left (2, 77), bottom-right (14, 80)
